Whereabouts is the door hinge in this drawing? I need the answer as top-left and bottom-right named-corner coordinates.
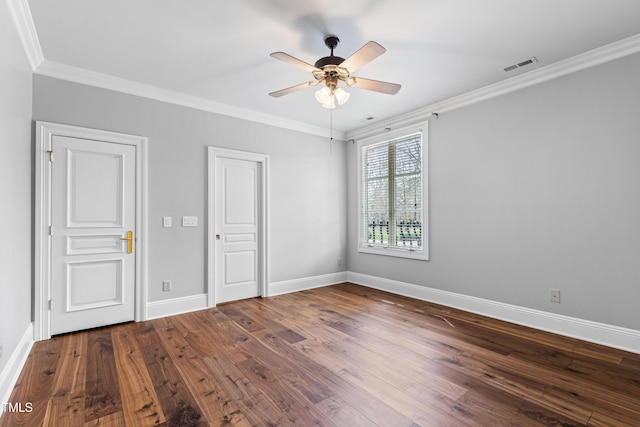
top-left (47, 150), bottom-right (53, 162)
top-left (48, 300), bottom-right (53, 310)
top-left (49, 225), bottom-right (54, 236)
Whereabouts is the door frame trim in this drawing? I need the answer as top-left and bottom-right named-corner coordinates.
top-left (34, 121), bottom-right (149, 340)
top-left (207, 147), bottom-right (269, 307)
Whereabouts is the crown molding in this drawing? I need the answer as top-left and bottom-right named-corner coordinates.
top-left (6, 0), bottom-right (44, 71)
top-left (347, 33), bottom-right (640, 141)
top-left (34, 60), bottom-right (342, 139)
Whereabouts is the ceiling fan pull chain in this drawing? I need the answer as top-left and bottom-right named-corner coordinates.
top-left (329, 108), bottom-right (334, 156)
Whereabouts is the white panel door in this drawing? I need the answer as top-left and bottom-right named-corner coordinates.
top-left (215, 157), bottom-right (261, 303)
top-left (50, 135), bottom-right (136, 335)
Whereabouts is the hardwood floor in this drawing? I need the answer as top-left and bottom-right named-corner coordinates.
top-left (2, 283), bottom-right (640, 426)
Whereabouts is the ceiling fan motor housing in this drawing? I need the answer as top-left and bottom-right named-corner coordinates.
top-left (314, 55), bottom-right (345, 69)
top-left (314, 35), bottom-right (345, 69)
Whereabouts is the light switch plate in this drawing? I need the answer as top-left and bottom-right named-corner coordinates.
top-left (182, 216), bottom-right (198, 227)
top-left (163, 216), bottom-right (172, 228)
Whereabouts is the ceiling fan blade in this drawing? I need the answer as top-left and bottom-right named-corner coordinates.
top-left (349, 77), bottom-right (401, 95)
top-left (270, 52), bottom-right (321, 73)
top-left (269, 80), bottom-right (322, 98)
top-left (340, 41), bottom-right (386, 73)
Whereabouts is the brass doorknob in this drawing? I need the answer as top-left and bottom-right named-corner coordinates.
top-left (121, 230), bottom-right (133, 254)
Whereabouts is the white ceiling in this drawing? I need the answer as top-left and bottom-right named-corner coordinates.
top-left (26, 0), bottom-right (640, 134)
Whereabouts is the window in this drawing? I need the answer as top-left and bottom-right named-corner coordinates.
top-left (358, 124), bottom-right (428, 260)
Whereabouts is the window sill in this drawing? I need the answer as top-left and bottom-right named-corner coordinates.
top-left (358, 245), bottom-right (429, 261)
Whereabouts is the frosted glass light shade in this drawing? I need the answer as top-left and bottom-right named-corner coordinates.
top-left (315, 86), bottom-right (332, 104)
top-left (334, 87), bottom-right (350, 105)
top-left (315, 86), bottom-right (350, 109)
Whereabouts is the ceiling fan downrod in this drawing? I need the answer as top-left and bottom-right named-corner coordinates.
top-left (325, 35), bottom-right (340, 55)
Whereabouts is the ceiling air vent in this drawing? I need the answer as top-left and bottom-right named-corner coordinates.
top-left (503, 56), bottom-right (538, 72)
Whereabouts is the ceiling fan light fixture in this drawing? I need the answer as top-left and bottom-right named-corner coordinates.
top-left (315, 85), bottom-right (350, 109)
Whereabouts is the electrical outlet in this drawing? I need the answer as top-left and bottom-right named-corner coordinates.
top-left (337, 258), bottom-right (343, 267)
top-left (163, 216), bottom-right (172, 228)
top-left (549, 289), bottom-right (561, 303)
top-left (182, 216), bottom-right (198, 227)
top-left (162, 280), bottom-right (172, 292)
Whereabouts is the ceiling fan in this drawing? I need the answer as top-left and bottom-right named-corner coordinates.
top-left (269, 36), bottom-right (401, 109)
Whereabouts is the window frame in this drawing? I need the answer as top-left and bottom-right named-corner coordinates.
top-left (356, 122), bottom-right (429, 260)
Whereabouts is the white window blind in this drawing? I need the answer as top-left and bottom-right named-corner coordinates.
top-left (359, 130), bottom-right (427, 259)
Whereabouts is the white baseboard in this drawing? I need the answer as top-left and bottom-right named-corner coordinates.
top-left (268, 272), bottom-right (348, 297)
top-left (0, 323), bottom-right (34, 406)
top-left (146, 294), bottom-right (208, 320)
top-left (347, 272), bottom-right (640, 355)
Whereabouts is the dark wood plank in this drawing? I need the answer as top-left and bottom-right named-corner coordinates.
top-left (135, 324), bottom-right (207, 427)
top-left (83, 411), bottom-right (126, 426)
top-left (278, 329), bottom-right (306, 344)
top-left (236, 356), bottom-right (334, 426)
top-left (110, 324), bottom-right (165, 426)
top-left (314, 395), bottom-right (378, 427)
top-left (42, 331), bottom-right (88, 426)
top-left (217, 302), bottom-right (266, 333)
top-left (84, 328), bottom-right (123, 423)
top-left (517, 400), bottom-right (588, 426)
top-left (237, 331), bottom-right (334, 404)
top-left (262, 304), bottom-right (432, 426)
top-left (175, 311), bottom-right (248, 364)
top-left (201, 353), bottom-right (295, 426)
top-left (152, 316), bottom-right (252, 426)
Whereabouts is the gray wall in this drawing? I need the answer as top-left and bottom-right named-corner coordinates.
top-left (348, 52), bottom-right (640, 330)
top-left (32, 76), bottom-right (347, 302)
top-left (0, 2), bottom-right (33, 373)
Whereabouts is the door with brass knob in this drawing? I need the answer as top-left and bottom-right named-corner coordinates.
top-left (49, 134), bottom-right (136, 335)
